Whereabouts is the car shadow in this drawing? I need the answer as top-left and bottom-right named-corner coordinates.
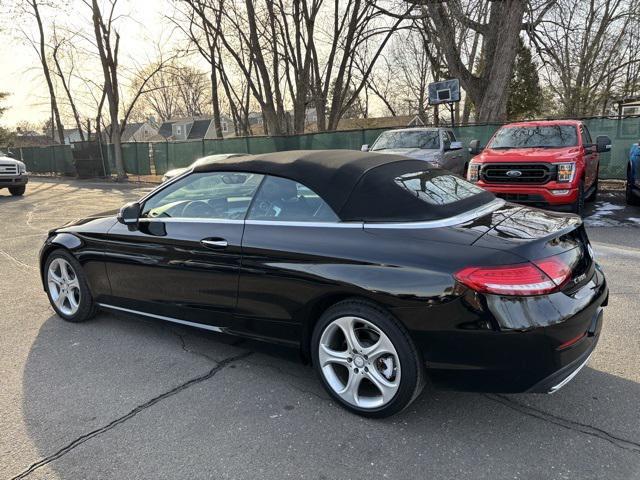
top-left (18, 312), bottom-right (640, 479)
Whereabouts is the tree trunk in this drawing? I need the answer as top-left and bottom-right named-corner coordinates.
top-left (209, 51), bottom-right (223, 139)
top-left (32, 0), bottom-right (65, 144)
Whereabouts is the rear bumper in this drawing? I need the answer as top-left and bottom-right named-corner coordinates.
top-left (0, 175), bottom-right (28, 187)
top-left (527, 307), bottom-right (602, 393)
top-left (416, 265), bottom-right (608, 393)
top-left (477, 182), bottom-right (579, 206)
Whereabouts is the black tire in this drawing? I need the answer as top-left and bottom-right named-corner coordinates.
top-left (571, 179), bottom-right (585, 216)
top-left (311, 299), bottom-right (425, 418)
top-left (627, 171), bottom-right (640, 206)
top-left (586, 177), bottom-right (598, 203)
top-left (9, 186), bottom-right (25, 196)
top-left (44, 249), bottom-right (97, 322)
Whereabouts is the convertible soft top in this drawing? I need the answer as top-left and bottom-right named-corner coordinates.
top-left (193, 150), bottom-right (495, 222)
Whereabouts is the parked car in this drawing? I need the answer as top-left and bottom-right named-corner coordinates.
top-left (40, 150), bottom-right (607, 417)
top-left (161, 153), bottom-right (246, 182)
top-left (627, 143), bottom-right (640, 206)
top-left (0, 151), bottom-right (28, 196)
top-left (466, 120), bottom-right (611, 215)
top-left (362, 127), bottom-right (470, 176)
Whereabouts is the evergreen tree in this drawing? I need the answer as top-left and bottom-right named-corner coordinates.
top-left (507, 38), bottom-right (543, 120)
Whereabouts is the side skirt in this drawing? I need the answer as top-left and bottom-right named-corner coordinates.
top-left (97, 303), bottom-right (224, 333)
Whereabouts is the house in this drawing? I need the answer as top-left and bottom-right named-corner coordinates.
top-left (614, 97), bottom-right (640, 117)
top-left (13, 128), bottom-right (55, 147)
top-left (63, 128), bottom-right (86, 145)
top-left (103, 119), bottom-right (159, 143)
top-left (152, 115), bottom-right (235, 141)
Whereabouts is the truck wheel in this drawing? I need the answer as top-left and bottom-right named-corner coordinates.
top-left (9, 186), bottom-right (25, 196)
top-left (572, 180), bottom-right (585, 216)
top-left (586, 178), bottom-right (598, 203)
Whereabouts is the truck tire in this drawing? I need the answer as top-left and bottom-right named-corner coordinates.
top-left (9, 186), bottom-right (25, 196)
top-left (572, 180), bottom-right (585, 216)
top-left (586, 178), bottom-right (598, 203)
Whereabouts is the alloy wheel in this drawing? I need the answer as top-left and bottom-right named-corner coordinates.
top-left (47, 258), bottom-right (81, 316)
top-left (318, 316), bottom-right (401, 409)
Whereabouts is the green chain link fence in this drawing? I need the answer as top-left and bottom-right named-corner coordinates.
top-left (13, 117), bottom-right (640, 179)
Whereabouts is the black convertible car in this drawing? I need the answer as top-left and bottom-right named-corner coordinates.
top-left (40, 150), bottom-right (607, 417)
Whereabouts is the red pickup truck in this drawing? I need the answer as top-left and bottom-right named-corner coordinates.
top-left (466, 120), bottom-right (611, 215)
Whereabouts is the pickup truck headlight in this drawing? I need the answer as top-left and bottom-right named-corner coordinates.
top-left (467, 162), bottom-right (481, 182)
top-left (18, 163), bottom-right (27, 174)
top-left (556, 162), bottom-right (576, 183)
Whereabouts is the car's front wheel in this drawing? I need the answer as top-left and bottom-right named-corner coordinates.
top-left (312, 299), bottom-right (425, 417)
top-left (44, 250), bottom-right (97, 322)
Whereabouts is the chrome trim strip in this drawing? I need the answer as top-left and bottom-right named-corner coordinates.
top-left (245, 219), bottom-right (364, 228)
top-left (97, 303), bottom-right (224, 333)
top-left (548, 352), bottom-right (593, 394)
top-left (363, 198), bottom-right (506, 229)
top-left (139, 217), bottom-right (244, 224)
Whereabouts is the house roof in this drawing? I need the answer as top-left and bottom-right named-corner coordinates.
top-left (188, 119), bottom-right (212, 139)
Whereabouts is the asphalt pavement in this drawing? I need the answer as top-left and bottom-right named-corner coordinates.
top-left (1, 178), bottom-right (639, 480)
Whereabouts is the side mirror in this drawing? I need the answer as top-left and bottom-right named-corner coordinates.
top-left (361, 144), bottom-right (370, 152)
top-left (595, 135), bottom-right (611, 153)
top-left (6, 150), bottom-right (15, 158)
top-left (469, 139), bottom-right (482, 155)
top-left (448, 141), bottom-right (463, 151)
top-left (117, 201), bottom-right (141, 230)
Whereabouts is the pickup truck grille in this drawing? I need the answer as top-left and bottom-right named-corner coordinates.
top-left (481, 163), bottom-right (553, 185)
top-left (0, 163), bottom-right (18, 175)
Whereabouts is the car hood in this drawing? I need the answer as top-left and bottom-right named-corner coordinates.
top-left (373, 148), bottom-right (440, 161)
top-left (478, 147), bottom-right (581, 163)
top-left (54, 209), bottom-right (120, 235)
top-left (0, 156), bottom-right (25, 167)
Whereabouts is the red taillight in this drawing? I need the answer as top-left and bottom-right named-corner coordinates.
top-left (454, 254), bottom-right (573, 296)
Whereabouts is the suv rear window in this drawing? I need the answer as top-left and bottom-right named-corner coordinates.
top-left (488, 125), bottom-right (578, 149)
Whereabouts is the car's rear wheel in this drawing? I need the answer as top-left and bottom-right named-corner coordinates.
top-left (312, 299), bottom-right (424, 418)
top-left (9, 186), bottom-right (25, 196)
top-left (45, 250), bottom-right (97, 322)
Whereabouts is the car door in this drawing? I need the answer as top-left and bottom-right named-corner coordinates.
top-left (102, 171), bottom-right (264, 329)
top-left (581, 125), bottom-right (598, 187)
top-left (235, 175), bottom-right (364, 346)
top-left (440, 130), bottom-right (465, 175)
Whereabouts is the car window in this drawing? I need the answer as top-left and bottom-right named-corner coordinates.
top-left (488, 125), bottom-right (578, 149)
top-left (247, 176), bottom-right (339, 222)
top-left (141, 172), bottom-right (264, 220)
top-left (371, 130), bottom-right (440, 150)
top-left (394, 171), bottom-right (485, 206)
top-left (581, 125), bottom-right (593, 144)
top-left (447, 130), bottom-right (457, 142)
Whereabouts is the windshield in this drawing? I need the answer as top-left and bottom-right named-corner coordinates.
top-left (488, 125), bottom-right (578, 149)
top-left (372, 131), bottom-right (440, 151)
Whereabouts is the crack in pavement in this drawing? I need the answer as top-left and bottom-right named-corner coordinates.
top-left (10, 350), bottom-right (253, 480)
top-left (0, 248), bottom-right (38, 271)
top-left (486, 394), bottom-right (640, 455)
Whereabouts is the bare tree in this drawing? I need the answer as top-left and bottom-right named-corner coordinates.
top-left (529, 0), bottom-right (640, 117)
top-left (52, 29), bottom-right (86, 141)
top-left (20, 0), bottom-right (65, 144)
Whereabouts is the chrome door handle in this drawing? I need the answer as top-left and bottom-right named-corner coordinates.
top-left (201, 238), bottom-right (228, 248)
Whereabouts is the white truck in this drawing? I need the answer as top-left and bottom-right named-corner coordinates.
top-left (0, 152), bottom-right (28, 196)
